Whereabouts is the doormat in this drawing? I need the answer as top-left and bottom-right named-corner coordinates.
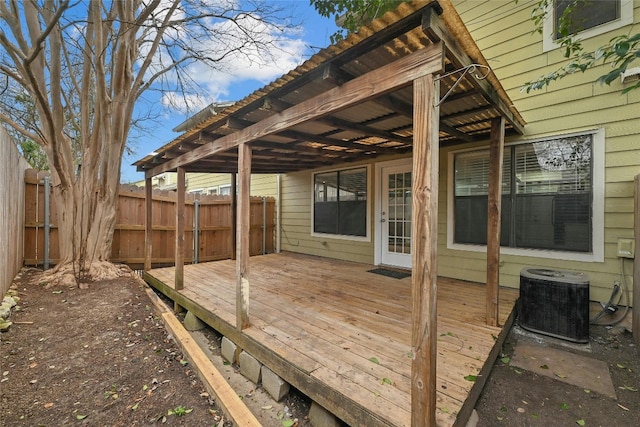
top-left (367, 268), bottom-right (411, 279)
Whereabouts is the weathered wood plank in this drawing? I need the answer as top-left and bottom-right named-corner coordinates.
top-left (411, 74), bottom-right (440, 426)
top-left (236, 146), bottom-right (251, 330)
top-left (145, 253), bottom-right (519, 427)
top-left (486, 117), bottom-right (505, 326)
top-left (144, 177), bottom-right (153, 271)
top-left (175, 167), bottom-right (185, 290)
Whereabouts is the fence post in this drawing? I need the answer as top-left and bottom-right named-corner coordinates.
top-left (193, 200), bottom-right (200, 264)
top-left (262, 197), bottom-right (266, 255)
top-left (43, 175), bottom-right (51, 270)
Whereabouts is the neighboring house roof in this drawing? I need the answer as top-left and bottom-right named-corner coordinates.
top-left (172, 101), bottom-right (236, 133)
top-left (134, 0), bottom-right (525, 176)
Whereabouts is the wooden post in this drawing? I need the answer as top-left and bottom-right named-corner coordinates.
top-left (231, 172), bottom-right (237, 261)
top-left (144, 176), bottom-right (153, 271)
top-left (411, 74), bottom-right (439, 427)
top-left (175, 167), bottom-right (185, 291)
top-left (634, 175), bottom-right (640, 346)
top-left (486, 117), bottom-right (505, 327)
top-left (236, 144), bottom-right (251, 330)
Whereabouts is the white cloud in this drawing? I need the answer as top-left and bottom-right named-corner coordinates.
top-left (159, 12), bottom-right (308, 113)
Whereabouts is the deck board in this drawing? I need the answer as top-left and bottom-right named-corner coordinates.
top-left (144, 252), bottom-right (518, 427)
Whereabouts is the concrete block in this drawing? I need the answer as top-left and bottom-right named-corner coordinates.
top-left (220, 336), bottom-right (237, 364)
top-left (465, 409), bottom-right (479, 427)
top-left (239, 351), bottom-right (262, 384)
top-left (309, 402), bottom-right (340, 427)
top-left (183, 311), bottom-right (205, 331)
top-left (261, 366), bottom-right (290, 401)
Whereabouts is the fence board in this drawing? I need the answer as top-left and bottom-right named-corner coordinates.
top-left (23, 175), bottom-right (275, 269)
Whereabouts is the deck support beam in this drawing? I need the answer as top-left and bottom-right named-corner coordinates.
top-left (236, 144), bottom-right (251, 330)
top-left (486, 117), bottom-right (505, 326)
top-left (411, 74), bottom-right (440, 427)
top-left (231, 172), bottom-right (237, 261)
top-left (144, 177), bottom-right (153, 271)
top-left (175, 166), bottom-right (186, 291)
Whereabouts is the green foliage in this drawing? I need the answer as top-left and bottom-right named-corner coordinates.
top-left (310, 0), bottom-right (402, 43)
top-left (519, 0), bottom-right (640, 94)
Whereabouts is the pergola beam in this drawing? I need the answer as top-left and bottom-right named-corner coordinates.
top-left (146, 42), bottom-right (445, 178)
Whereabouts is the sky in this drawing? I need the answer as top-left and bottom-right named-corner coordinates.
top-left (120, 1), bottom-right (340, 184)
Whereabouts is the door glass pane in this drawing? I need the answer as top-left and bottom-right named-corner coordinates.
top-left (387, 171), bottom-right (412, 255)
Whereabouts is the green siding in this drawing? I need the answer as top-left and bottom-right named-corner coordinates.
top-left (446, 0), bottom-right (640, 303)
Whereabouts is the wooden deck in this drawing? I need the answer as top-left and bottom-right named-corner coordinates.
top-left (144, 252), bottom-right (518, 427)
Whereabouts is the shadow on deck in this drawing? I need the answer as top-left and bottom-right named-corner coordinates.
top-left (143, 252), bottom-right (518, 427)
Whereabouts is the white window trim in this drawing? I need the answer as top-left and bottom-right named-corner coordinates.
top-left (374, 158), bottom-right (412, 266)
top-left (310, 164), bottom-right (372, 242)
top-left (542, 0), bottom-right (634, 52)
top-left (219, 184), bottom-right (232, 195)
top-left (447, 128), bottom-right (605, 263)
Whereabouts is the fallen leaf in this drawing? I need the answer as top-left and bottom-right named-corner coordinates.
top-left (282, 420), bottom-right (294, 427)
top-left (261, 405), bottom-right (273, 410)
top-left (517, 407), bottom-right (525, 413)
top-left (131, 402), bottom-right (139, 411)
top-left (500, 357), bottom-right (510, 364)
top-left (76, 414), bottom-right (87, 420)
top-left (616, 363), bottom-right (627, 369)
top-left (576, 419), bottom-right (585, 426)
top-left (560, 403), bottom-right (569, 410)
top-left (540, 364), bottom-right (549, 370)
top-left (381, 377), bottom-right (393, 385)
top-left (44, 402), bottom-right (54, 409)
top-left (619, 385), bottom-right (638, 392)
top-left (555, 372), bottom-right (568, 379)
top-left (369, 357), bottom-right (379, 364)
top-left (464, 374), bottom-right (477, 382)
top-left (29, 363), bottom-right (38, 369)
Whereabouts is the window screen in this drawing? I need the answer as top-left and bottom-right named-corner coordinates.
top-left (454, 134), bottom-right (593, 252)
top-left (554, 0), bottom-right (620, 39)
top-left (314, 167), bottom-right (367, 237)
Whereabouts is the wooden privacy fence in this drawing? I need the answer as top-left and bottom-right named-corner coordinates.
top-left (23, 170), bottom-right (275, 269)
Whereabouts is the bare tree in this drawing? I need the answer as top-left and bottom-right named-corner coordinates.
top-left (0, 0), bottom-right (295, 286)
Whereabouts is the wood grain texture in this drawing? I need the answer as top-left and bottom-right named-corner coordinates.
top-left (145, 253), bottom-right (518, 427)
top-left (175, 167), bottom-right (185, 290)
top-left (411, 75), bottom-right (440, 427)
top-left (148, 43), bottom-right (444, 177)
top-left (486, 117), bottom-right (505, 327)
top-left (144, 177), bottom-right (153, 271)
top-left (236, 146), bottom-right (251, 330)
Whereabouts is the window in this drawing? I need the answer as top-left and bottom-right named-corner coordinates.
top-left (219, 184), bottom-right (231, 196)
top-left (543, 0), bottom-right (633, 52)
top-left (207, 187), bottom-right (219, 195)
top-left (453, 134), bottom-right (594, 253)
top-left (313, 167), bottom-right (367, 237)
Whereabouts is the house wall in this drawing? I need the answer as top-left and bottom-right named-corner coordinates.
top-left (133, 172), bottom-right (278, 197)
top-left (280, 1), bottom-right (639, 304)
top-left (280, 159), bottom-right (378, 264)
top-left (445, 0), bottom-right (640, 302)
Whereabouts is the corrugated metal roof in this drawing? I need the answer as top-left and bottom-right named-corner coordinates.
top-left (134, 0), bottom-right (525, 176)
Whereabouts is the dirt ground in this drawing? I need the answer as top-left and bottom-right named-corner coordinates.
top-left (0, 268), bottom-right (311, 427)
top-left (2, 268), bottom-right (638, 427)
top-left (475, 321), bottom-right (640, 426)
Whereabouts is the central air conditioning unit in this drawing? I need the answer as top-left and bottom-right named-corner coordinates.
top-left (519, 268), bottom-right (590, 343)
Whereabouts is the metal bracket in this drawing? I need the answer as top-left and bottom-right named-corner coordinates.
top-left (435, 64), bottom-right (492, 107)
